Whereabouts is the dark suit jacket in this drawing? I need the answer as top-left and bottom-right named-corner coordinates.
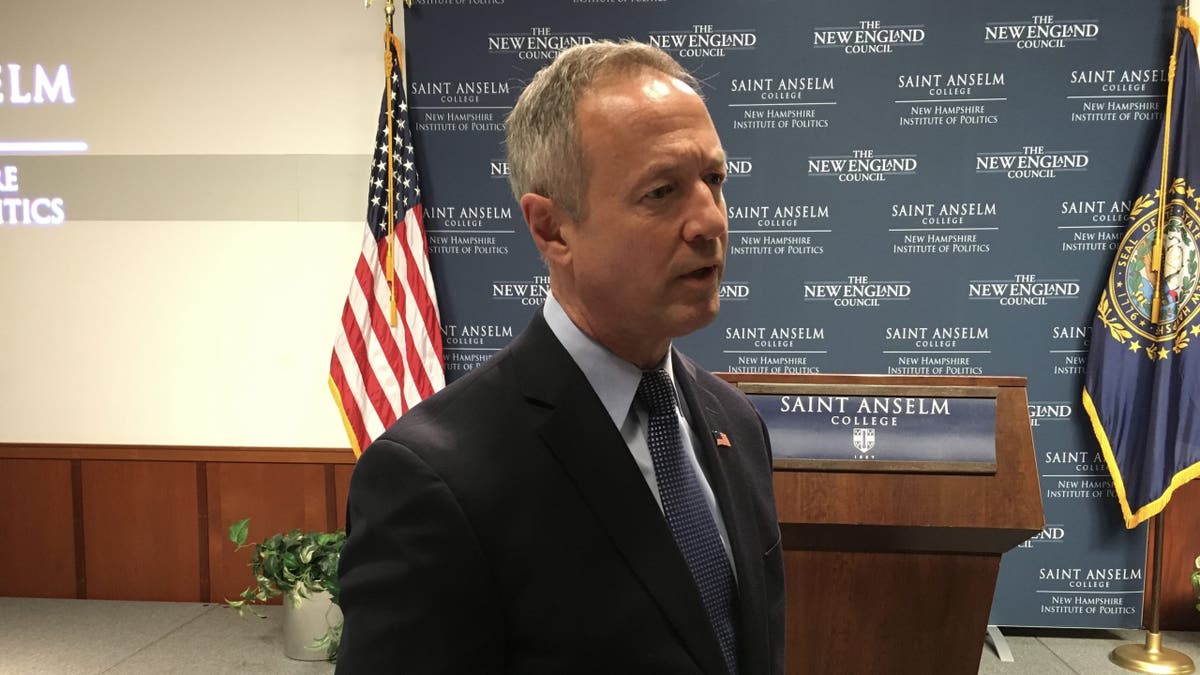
top-left (336, 312), bottom-right (784, 675)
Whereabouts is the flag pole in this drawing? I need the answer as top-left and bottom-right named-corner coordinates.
top-left (364, 0), bottom-right (402, 326)
top-left (1110, 514), bottom-right (1194, 673)
top-left (1105, 7), bottom-right (1196, 672)
top-left (384, 1), bottom-right (399, 327)
top-left (1151, 7), bottom-right (1183, 325)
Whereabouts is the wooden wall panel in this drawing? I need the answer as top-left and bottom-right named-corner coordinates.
top-left (206, 463), bottom-right (329, 604)
top-left (0, 459), bottom-right (77, 598)
top-left (80, 460), bottom-right (200, 601)
top-left (334, 464), bottom-right (354, 531)
top-left (1153, 480), bottom-right (1200, 630)
top-left (3, 442), bottom-right (1199, 631)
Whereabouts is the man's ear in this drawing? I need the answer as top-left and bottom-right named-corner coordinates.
top-left (521, 193), bottom-right (571, 265)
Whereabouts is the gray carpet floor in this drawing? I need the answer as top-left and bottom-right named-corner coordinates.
top-left (2, 597), bottom-right (1199, 674)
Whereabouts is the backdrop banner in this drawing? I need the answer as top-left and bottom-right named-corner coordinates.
top-left (404, 0), bottom-right (1172, 628)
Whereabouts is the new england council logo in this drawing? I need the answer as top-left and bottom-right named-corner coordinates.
top-left (1098, 179), bottom-right (1200, 360)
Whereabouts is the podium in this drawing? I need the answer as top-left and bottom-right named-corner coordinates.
top-left (719, 374), bottom-right (1044, 675)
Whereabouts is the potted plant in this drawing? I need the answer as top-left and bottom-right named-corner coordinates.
top-left (226, 518), bottom-right (346, 661)
top-left (1192, 555), bottom-right (1200, 613)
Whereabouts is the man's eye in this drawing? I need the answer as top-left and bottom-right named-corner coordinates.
top-left (706, 172), bottom-right (727, 186)
top-left (645, 185), bottom-right (673, 200)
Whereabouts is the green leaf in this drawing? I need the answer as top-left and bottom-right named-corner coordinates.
top-left (224, 520), bottom-right (347, 619)
top-left (229, 518), bottom-right (250, 548)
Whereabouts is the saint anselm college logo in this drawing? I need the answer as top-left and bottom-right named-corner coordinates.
top-left (853, 427), bottom-right (875, 453)
top-left (1098, 179), bottom-right (1200, 361)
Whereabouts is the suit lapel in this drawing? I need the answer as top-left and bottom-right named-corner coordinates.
top-left (511, 315), bottom-right (730, 675)
top-left (674, 353), bottom-right (770, 675)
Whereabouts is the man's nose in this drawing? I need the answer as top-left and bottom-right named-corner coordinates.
top-left (681, 179), bottom-right (727, 242)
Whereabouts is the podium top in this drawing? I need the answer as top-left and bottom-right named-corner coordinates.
top-left (718, 373), bottom-right (1027, 389)
top-left (717, 372), bottom-right (1044, 555)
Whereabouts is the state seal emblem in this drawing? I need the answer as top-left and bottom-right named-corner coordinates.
top-left (1099, 179), bottom-right (1200, 360)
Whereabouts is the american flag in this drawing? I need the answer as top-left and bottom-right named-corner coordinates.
top-left (329, 32), bottom-right (445, 456)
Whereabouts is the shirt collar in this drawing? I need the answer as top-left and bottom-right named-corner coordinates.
top-left (543, 292), bottom-right (676, 429)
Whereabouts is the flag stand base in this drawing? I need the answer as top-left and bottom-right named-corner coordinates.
top-left (1110, 632), bottom-right (1194, 674)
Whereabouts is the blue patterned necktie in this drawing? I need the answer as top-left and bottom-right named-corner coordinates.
top-left (637, 368), bottom-right (740, 675)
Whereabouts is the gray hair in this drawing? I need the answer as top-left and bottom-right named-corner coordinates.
top-left (505, 40), bottom-right (701, 220)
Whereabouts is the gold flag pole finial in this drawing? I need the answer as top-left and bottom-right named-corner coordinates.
top-left (364, 0), bottom-right (396, 30)
top-left (364, 0), bottom-right (412, 20)
top-left (364, 0), bottom-right (412, 9)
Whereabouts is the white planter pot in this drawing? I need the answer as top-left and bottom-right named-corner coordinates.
top-left (281, 589), bottom-right (343, 661)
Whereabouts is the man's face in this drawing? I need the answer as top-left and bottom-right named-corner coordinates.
top-left (560, 71), bottom-right (728, 364)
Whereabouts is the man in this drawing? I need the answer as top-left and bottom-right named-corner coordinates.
top-left (337, 40), bottom-right (784, 675)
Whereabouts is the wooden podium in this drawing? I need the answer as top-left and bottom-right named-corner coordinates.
top-left (719, 374), bottom-right (1044, 675)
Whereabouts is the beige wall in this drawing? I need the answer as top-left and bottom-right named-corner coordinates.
top-left (0, 2), bottom-right (398, 447)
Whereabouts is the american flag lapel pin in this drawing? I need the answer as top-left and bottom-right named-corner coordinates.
top-left (713, 430), bottom-right (732, 448)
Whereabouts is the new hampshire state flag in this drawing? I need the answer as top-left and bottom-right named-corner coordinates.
top-left (1083, 11), bottom-right (1200, 529)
